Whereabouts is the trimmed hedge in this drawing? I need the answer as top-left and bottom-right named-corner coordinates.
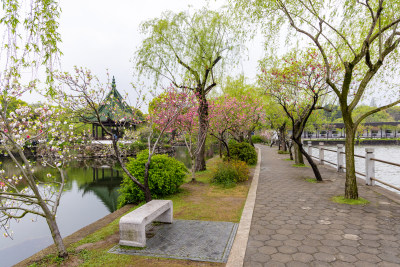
top-left (118, 150), bottom-right (187, 206)
top-left (229, 141), bottom-right (258, 165)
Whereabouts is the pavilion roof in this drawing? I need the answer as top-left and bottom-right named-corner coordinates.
top-left (85, 77), bottom-right (137, 124)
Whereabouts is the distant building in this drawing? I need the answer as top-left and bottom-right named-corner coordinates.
top-left (84, 77), bottom-right (138, 139)
top-left (301, 122), bottom-right (400, 139)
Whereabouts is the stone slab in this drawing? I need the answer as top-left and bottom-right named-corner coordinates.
top-left (110, 219), bottom-right (238, 263)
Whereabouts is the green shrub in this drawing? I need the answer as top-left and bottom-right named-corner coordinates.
top-left (229, 142), bottom-right (257, 165)
top-left (118, 150), bottom-right (188, 206)
top-left (230, 160), bottom-right (249, 182)
top-left (278, 150), bottom-right (290, 154)
top-left (130, 141), bottom-right (147, 152)
top-left (212, 160), bottom-right (249, 187)
top-left (212, 162), bottom-right (237, 188)
top-left (251, 135), bottom-right (266, 144)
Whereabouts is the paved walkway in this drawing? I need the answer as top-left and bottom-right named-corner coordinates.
top-left (244, 145), bottom-right (400, 267)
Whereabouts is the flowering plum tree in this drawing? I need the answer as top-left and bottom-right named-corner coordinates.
top-left (149, 90), bottom-right (201, 181)
top-left (222, 76), bottom-right (266, 145)
top-left (0, 105), bottom-right (80, 257)
top-left (260, 49), bottom-right (336, 181)
top-left (208, 95), bottom-right (264, 158)
top-left (0, 0), bottom-right (70, 258)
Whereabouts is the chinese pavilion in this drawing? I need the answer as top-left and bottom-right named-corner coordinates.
top-left (86, 77), bottom-right (138, 139)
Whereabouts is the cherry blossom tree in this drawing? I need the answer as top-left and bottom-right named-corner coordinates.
top-left (260, 49), bottom-right (337, 181)
top-left (149, 90), bottom-right (201, 181)
top-left (208, 95), bottom-right (264, 158)
top-left (221, 75), bottom-right (266, 146)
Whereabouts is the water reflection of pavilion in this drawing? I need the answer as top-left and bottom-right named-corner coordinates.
top-left (79, 165), bottom-right (123, 213)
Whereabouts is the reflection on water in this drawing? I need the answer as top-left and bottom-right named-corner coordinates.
top-left (173, 144), bottom-right (218, 169)
top-left (1, 146), bottom-right (213, 266)
top-left (174, 146), bottom-right (192, 168)
top-left (80, 167), bottom-right (123, 213)
top-left (318, 145), bottom-right (400, 193)
top-left (0, 158), bottom-right (123, 267)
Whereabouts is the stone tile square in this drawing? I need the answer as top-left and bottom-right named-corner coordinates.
top-left (109, 219), bottom-right (238, 263)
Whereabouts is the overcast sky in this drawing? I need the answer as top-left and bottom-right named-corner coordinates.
top-left (20, 0), bottom-right (265, 109)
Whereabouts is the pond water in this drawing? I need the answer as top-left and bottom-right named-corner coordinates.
top-left (0, 146), bottom-right (195, 267)
top-left (311, 145), bottom-right (400, 193)
top-left (0, 158), bottom-right (123, 267)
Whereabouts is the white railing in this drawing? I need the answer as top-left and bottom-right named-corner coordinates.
top-left (307, 141), bottom-right (400, 192)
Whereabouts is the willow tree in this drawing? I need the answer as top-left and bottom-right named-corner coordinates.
top-left (232, 0), bottom-right (400, 199)
top-left (135, 8), bottom-right (245, 171)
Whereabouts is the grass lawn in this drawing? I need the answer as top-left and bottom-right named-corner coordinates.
top-left (28, 156), bottom-right (253, 267)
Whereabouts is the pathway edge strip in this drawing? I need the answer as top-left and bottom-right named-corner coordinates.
top-left (226, 145), bottom-right (262, 267)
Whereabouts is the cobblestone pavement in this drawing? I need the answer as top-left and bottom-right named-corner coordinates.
top-left (244, 145), bottom-right (400, 267)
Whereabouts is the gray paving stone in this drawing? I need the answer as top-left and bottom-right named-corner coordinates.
top-left (314, 252), bottom-right (336, 262)
top-left (378, 262), bottom-right (400, 267)
top-left (378, 253), bottom-right (400, 264)
top-left (258, 246), bottom-right (277, 255)
top-left (292, 252), bottom-right (314, 263)
top-left (251, 252), bottom-right (271, 262)
top-left (263, 261), bottom-right (285, 267)
top-left (286, 261), bottom-right (310, 267)
top-left (270, 253), bottom-right (293, 263)
top-left (336, 253), bottom-right (358, 263)
top-left (297, 245), bottom-right (318, 254)
top-left (242, 146), bottom-right (400, 267)
top-left (277, 245), bottom-right (297, 254)
top-left (356, 252), bottom-right (382, 263)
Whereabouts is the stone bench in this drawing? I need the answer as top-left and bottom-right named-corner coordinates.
top-left (119, 200), bottom-right (173, 247)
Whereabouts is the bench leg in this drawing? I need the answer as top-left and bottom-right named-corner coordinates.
top-left (155, 204), bottom-right (173, 223)
top-left (155, 208), bottom-right (173, 223)
top-left (119, 223), bottom-right (146, 247)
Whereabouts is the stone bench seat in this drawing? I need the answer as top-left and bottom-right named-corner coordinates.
top-left (119, 200), bottom-right (173, 247)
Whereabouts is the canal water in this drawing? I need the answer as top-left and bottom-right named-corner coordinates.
top-left (1, 146), bottom-right (192, 267)
top-left (312, 145), bottom-right (400, 193)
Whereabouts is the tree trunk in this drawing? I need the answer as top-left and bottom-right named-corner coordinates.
top-left (219, 140), bottom-right (223, 158)
top-left (143, 161), bottom-right (153, 202)
top-left (191, 158), bottom-right (196, 182)
top-left (286, 140), bottom-right (293, 160)
top-left (144, 187), bottom-right (152, 202)
top-left (294, 138), bottom-right (323, 181)
top-left (222, 139), bottom-right (230, 159)
top-left (248, 130), bottom-right (254, 147)
top-left (294, 142), bottom-right (304, 164)
top-left (239, 133), bottom-right (245, 142)
top-left (195, 94), bottom-right (208, 171)
top-left (42, 207), bottom-right (67, 257)
top-left (344, 125), bottom-right (358, 199)
top-left (278, 124), bottom-right (287, 151)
